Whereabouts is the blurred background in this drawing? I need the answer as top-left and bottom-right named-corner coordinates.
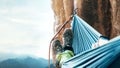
top-left (0, 0), bottom-right (54, 68)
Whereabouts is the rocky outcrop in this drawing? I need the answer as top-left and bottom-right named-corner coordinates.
top-left (51, 0), bottom-right (74, 42)
top-left (76, 0), bottom-right (112, 37)
top-left (51, 0), bottom-right (120, 39)
top-left (110, 0), bottom-right (120, 38)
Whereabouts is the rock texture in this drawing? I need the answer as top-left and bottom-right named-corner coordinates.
top-left (51, 0), bottom-right (120, 39)
top-left (51, 0), bottom-right (74, 42)
top-left (110, 0), bottom-right (120, 38)
top-left (77, 0), bottom-right (112, 37)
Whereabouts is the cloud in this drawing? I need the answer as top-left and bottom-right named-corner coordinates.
top-left (0, 0), bottom-right (54, 59)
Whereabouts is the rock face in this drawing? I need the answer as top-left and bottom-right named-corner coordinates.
top-left (51, 0), bottom-right (120, 65)
top-left (76, 0), bottom-right (112, 37)
top-left (51, 0), bottom-right (74, 42)
top-left (110, 0), bottom-right (120, 38)
top-left (51, 0), bottom-right (120, 39)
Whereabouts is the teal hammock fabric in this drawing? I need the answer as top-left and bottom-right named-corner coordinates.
top-left (62, 35), bottom-right (120, 68)
top-left (62, 15), bottom-right (120, 68)
top-left (71, 15), bottom-right (101, 54)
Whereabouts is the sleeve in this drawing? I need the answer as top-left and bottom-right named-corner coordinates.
top-left (56, 53), bottom-right (62, 67)
top-left (56, 53), bottom-right (61, 63)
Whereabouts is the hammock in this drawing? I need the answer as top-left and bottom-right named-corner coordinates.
top-left (62, 35), bottom-right (120, 68)
top-left (62, 15), bottom-right (120, 68)
top-left (71, 15), bottom-right (101, 54)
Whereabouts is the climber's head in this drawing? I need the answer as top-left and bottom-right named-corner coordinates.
top-left (63, 28), bottom-right (73, 47)
top-left (98, 36), bottom-right (109, 46)
top-left (52, 39), bottom-right (62, 54)
top-left (92, 36), bottom-right (109, 49)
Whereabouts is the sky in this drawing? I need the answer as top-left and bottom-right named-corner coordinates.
top-left (0, 0), bottom-right (54, 59)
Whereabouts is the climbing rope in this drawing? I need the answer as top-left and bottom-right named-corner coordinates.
top-left (48, 15), bottom-right (73, 68)
top-left (48, 8), bottom-right (78, 68)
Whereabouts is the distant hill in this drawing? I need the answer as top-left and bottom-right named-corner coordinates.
top-left (0, 56), bottom-right (54, 68)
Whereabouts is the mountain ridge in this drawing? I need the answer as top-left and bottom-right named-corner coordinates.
top-left (0, 56), bottom-right (54, 68)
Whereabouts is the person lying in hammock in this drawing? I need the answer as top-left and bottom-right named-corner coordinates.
top-left (52, 29), bottom-right (74, 68)
top-left (92, 36), bottom-right (110, 49)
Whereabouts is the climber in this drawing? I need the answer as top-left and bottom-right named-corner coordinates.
top-left (52, 28), bottom-right (74, 68)
top-left (92, 36), bottom-right (110, 49)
